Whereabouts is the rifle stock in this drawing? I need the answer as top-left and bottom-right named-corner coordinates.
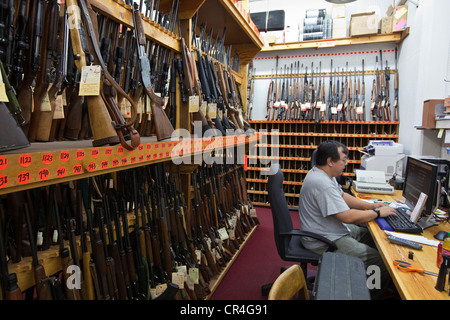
top-left (24, 202), bottom-right (52, 300)
top-left (67, 0), bottom-right (120, 147)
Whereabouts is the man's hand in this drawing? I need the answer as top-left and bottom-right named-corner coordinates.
top-left (378, 205), bottom-right (397, 218)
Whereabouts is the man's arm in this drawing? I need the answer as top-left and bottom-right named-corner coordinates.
top-left (334, 193), bottom-right (396, 224)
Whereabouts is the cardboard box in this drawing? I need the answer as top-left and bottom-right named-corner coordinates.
top-left (350, 12), bottom-right (379, 36)
top-left (387, 5), bottom-right (408, 32)
top-left (380, 16), bottom-right (393, 34)
top-left (333, 18), bottom-right (347, 38)
top-left (422, 99), bottom-right (444, 128)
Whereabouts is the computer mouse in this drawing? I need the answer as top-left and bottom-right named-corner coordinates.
top-left (434, 231), bottom-right (449, 241)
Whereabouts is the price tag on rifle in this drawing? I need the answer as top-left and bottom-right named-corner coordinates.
top-left (337, 103), bottom-right (343, 112)
top-left (331, 106), bottom-right (338, 114)
top-left (188, 268), bottom-right (199, 286)
top-left (208, 103), bottom-right (217, 119)
top-left (0, 71), bottom-right (8, 102)
top-left (189, 95), bottom-right (200, 112)
top-left (40, 88), bottom-right (52, 112)
top-left (320, 103), bottom-right (327, 112)
top-left (172, 271), bottom-right (185, 289)
top-left (53, 94), bottom-right (65, 119)
top-left (79, 65), bottom-right (101, 96)
top-left (370, 102), bottom-right (375, 110)
top-left (305, 102), bottom-right (311, 110)
top-left (356, 106), bottom-right (364, 114)
top-left (119, 98), bottom-right (131, 119)
top-left (200, 100), bottom-right (207, 115)
top-left (218, 227), bottom-right (229, 240)
top-left (301, 103), bottom-right (307, 111)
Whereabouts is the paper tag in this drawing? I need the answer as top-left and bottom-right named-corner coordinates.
top-left (208, 103), bottom-right (217, 119)
top-left (40, 89), bottom-right (52, 112)
top-left (200, 101), bottom-right (207, 114)
top-left (250, 208), bottom-right (257, 218)
top-left (189, 95), bottom-right (200, 112)
top-left (0, 71), bottom-right (7, 102)
top-left (79, 65), bottom-right (101, 96)
top-left (53, 95), bottom-right (65, 119)
top-left (218, 227), bottom-right (229, 240)
top-left (189, 267), bottom-right (199, 285)
top-left (370, 102), bottom-right (375, 110)
top-left (119, 98), bottom-right (131, 118)
top-left (320, 103), bottom-right (327, 112)
top-left (331, 106), bottom-right (337, 114)
top-left (305, 102), bottom-right (311, 110)
top-left (172, 272), bottom-right (185, 289)
top-left (356, 106), bottom-right (364, 114)
top-left (336, 103), bottom-right (343, 111)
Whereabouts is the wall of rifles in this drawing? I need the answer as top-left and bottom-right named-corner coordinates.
top-left (0, 0), bottom-right (258, 300)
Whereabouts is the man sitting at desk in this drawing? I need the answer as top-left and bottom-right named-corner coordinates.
top-left (299, 140), bottom-right (397, 299)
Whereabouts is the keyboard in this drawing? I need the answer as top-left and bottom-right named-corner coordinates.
top-left (383, 208), bottom-right (423, 234)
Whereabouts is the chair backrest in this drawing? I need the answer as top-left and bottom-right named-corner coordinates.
top-left (268, 264), bottom-right (309, 300)
top-left (267, 164), bottom-right (294, 259)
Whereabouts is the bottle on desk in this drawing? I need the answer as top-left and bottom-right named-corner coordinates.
top-left (437, 233), bottom-right (450, 268)
top-left (443, 232), bottom-right (450, 256)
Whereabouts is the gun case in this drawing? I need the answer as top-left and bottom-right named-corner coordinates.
top-left (312, 252), bottom-right (371, 300)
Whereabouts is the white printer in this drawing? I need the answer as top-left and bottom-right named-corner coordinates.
top-left (360, 140), bottom-right (405, 181)
top-left (352, 170), bottom-right (395, 195)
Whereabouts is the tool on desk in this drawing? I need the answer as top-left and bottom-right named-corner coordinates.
top-left (393, 260), bottom-right (438, 276)
top-left (356, 194), bottom-right (382, 201)
top-left (388, 236), bottom-right (423, 250)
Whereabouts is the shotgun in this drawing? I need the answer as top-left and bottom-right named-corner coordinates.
top-left (132, 2), bottom-right (174, 141)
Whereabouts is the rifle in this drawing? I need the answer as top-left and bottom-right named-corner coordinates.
top-left (371, 57), bottom-right (378, 120)
top-left (85, 203), bottom-right (111, 300)
top-left (26, 0), bottom-right (53, 141)
top-left (76, 0), bottom-right (141, 150)
top-left (359, 59), bottom-right (366, 121)
top-left (66, 0), bottom-right (120, 148)
top-left (301, 65), bottom-right (308, 120)
top-left (379, 50), bottom-right (386, 120)
top-left (180, 37), bottom-right (210, 134)
top-left (77, 186), bottom-right (96, 300)
top-left (36, 3), bottom-right (69, 142)
top-left (130, 170), bottom-right (150, 299)
top-left (351, 67), bottom-right (357, 121)
top-left (384, 59), bottom-right (391, 121)
top-left (308, 63), bottom-right (314, 120)
top-left (102, 192), bottom-right (128, 300)
top-left (247, 66), bottom-right (255, 121)
top-left (0, 200), bottom-right (22, 300)
top-left (195, 35), bottom-right (216, 130)
top-left (52, 185), bottom-right (79, 300)
top-left (393, 48), bottom-right (399, 121)
top-left (24, 202), bottom-right (52, 299)
top-left (327, 60), bottom-right (334, 121)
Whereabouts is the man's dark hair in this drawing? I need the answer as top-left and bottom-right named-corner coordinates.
top-left (315, 141), bottom-right (349, 166)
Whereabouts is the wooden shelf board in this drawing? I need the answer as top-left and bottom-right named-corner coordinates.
top-left (261, 28), bottom-right (409, 52)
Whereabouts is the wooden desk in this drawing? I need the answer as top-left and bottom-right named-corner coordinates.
top-left (359, 190), bottom-right (450, 300)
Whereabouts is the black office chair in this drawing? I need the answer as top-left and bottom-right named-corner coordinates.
top-left (262, 164), bottom-right (337, 295)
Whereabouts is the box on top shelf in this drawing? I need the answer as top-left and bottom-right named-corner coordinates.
top-left (387, 5), bottom-right (408, 32)
top-left (350, 12), bottom-right (379, 37)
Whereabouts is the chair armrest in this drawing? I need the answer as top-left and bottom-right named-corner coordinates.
top-left (280, 229), bottom-right (337, 252)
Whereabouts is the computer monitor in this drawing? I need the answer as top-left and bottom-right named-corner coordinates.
top-left (403, 156), bottom-right (440, 228)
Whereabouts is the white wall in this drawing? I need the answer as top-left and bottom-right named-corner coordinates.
top-left (248, 0), bottom-right (450, 162)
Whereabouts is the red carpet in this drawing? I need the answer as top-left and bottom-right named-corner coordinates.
top-left (210, 206), bottom-right (313, 300)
